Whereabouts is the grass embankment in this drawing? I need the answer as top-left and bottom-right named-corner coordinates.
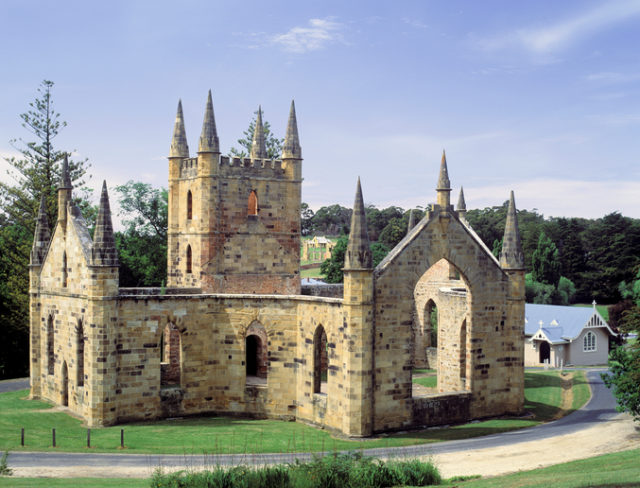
top-left (572, 303), bottom-right (609, 321)
top-left (0, 371), bottom-right (587, 455)
top-left (300, 267), bottom-right (322, 278)
top-left (3, 448), bottom-right (638, 488)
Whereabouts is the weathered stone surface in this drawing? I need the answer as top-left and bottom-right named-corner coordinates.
top-left (30, 99), bottom-right (524, 437)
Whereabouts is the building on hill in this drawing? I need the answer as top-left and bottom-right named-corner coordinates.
top-left (29, 92), bottom-right (525, 437)
top-left (301, 236), bottom-right (335, 262)
top-left (524, 303), bottom-right (616, 367)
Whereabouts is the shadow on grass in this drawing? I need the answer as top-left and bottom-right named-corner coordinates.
top-left (524, 372), bottom-right (587, 390)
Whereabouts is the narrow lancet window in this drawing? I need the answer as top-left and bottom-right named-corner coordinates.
top-left (47, 315), bottom-right (54, 375)
top-left (313, 325), bottom-right (328, 394)
top-left (77, 321), bottom-right (85, 387)
top-left (187, 190), bottom-right (193, 220)
top-left (62, 251), bottom-right (68, 288)
top-left (186, 245), bottom-right (192, 274)
top-left (248, 190), bottom-right (258, 216)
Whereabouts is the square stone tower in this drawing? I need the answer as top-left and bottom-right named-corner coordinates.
top-left (167, 94), bottom-right (302, 294)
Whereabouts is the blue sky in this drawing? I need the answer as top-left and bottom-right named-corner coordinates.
top-left (1, 0), bottom-right (640, 222)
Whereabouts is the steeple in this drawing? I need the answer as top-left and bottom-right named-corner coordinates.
top-left (456, 186), bottom-right (467, 219)
top-left (436, 150), bottom-right (451, 207)
top-left (282, 100), bottom-right (301, 159)
top-left (30, 195), bottom-right (51, 266)
top-left (198, 90), bottom-right (220, 153)
top-left (407, 209), bottom-right (415, 232)
top-left (344, 178), bottom-right (372, 269)
top-left (169, 100), bottom-right (189, 158)
top-left (92, 181), bottom-right (118, 267)
top-left (500, 191), bottom-right (524, 269)
top-left (59, 154), bottom-right (72, 189)
top-left (250, 106), bottom-right (267, 159)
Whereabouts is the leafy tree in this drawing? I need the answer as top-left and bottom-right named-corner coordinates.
top-left (557, 276), bottom-right (577, 305)
top-left (114, 181), bottom-right (168, 287)
top-left (0, 80), bottom-right (89, 379)
top-left (301, 202), bottom-right (314, 236)
top-left (370, 242), bottom-right (390, 267)
top-left (229, 109), bottom-right (283, 159)
top-left (378, 217), bottom-right (406, 249)
top-left (603, 269), bottom-right (640, 422)
top-left (311, 205), bottom-right (351, 236)
top-left (320, 235), bottom-right (347, 283)
top-left (531, 232), bottom-right (561, 286)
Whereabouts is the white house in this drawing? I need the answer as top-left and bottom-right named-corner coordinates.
top-left (524, 303), bottom-right (617, 367)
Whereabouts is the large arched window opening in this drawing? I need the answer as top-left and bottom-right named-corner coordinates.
top-left (187, 190), bottom-right (193, 220)
top-left (584, 331), bottom-right (596, 352)
top-left (76, 321), bottom-right (85, 387)
top-left (47, 315), bottom-right (55, 375)
top-left (245, 322), bottom-right (268, 383)
top-left (62, 252), bottom-right (68, 288)
top-left (248, 190), bottom-right (258, 216)
top-left (160, 323), bottom-right (181, 386)
top-left (186, 245), bottom-right (192, 274)
top-left (313, 325), bottom-right (328, 394)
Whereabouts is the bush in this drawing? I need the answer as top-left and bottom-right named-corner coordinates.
top-left (149, 452), bottom-right (441, 488)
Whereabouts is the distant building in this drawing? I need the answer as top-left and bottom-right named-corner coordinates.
top-left (524, 303), bottom-right (616, 367)
top-left (302, 236), bottom-right (335, 262)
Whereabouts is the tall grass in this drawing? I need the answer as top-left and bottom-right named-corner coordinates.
top-left (149, 452), bottom-right (441, 488)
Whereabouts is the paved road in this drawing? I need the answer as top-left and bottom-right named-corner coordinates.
top-left (0, 377), bottom-right (29, 393)
top-left (5, 369), bottom-right (620, 471)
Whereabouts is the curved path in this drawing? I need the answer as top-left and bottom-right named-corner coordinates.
top-left (5, 370), bottom-right (639, 478)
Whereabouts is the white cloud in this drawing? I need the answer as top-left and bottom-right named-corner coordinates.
top-left (586, 71), bottom-right (640, 84)
top-left (271, 18), bottom-right (345, 53)
top-left (477, 0), bottom-right (640, 56)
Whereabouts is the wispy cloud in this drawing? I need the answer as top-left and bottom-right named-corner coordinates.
top-left (402, 17), bottom-right (429, 30)
top-left (586, 71), bottom-right (640, 84)
top-left (476, 1), bottom-right (640, 56)
top-left (271, 18), bottom-right (345, 53)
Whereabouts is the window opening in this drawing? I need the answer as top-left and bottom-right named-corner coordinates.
top-left (584, 331), bottom-right (596, 352)
top-left (248, 190), bottom-right (258, 216)
top-left (187, 190), bottom-right (193, 220)
top-left (186, 245), bottom-right (192, 274)
top-left (47, 315), bottom-right (54, 375)
top-left (313, 325), bottom-right (328, 394)
top-left (62, 251), bottom-right (68, 288)
top-left (77, 321), bottom-right (84, 387)
top-left (160, 324), bottom-right (181, 386)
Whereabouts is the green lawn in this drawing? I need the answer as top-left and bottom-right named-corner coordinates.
top-left (413, 376), bottom-right (437, 388)
top-left (0, 371), bottom-right (587, 455)
top-left (301, 267), bottom-right (323, 278)
top-left (434, 448), bottom-right (640, 487)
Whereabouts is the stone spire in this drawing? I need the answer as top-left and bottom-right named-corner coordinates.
top-left (456, 186), bottom-right (467, 219)
top-left (407, 209), bottom-right (415, 232)
top-left (344, 178), bottom-right (372, 269)
top-left (500, 191), bottom-right (524, 269)
top-left (169, 100), bottom-right (189, 158)
top-left (92, 181), bottom-right (118, 267)
top-left (198, 90), bottom-right (220, 153)
top-left (30, 195), bottom-right (51, 266)
top-left (250, 106), bottom-right (267, 159)
top-left (59, 154), bottom-right (72, 189)
top-left (282, 100), bottom-right (301, 159)
top-left (436, 150), bottom-right (451, 207)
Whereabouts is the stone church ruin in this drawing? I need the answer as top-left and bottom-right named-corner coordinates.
top-left (29, 91), bottom-right (525, 437)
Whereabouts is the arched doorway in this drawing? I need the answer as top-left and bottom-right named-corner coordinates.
top-left (61, 362), bottom-right (69, 407)
top-left (539, 342), bottom-right (551, 364)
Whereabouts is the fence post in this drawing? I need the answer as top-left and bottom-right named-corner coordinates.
top-left (87, 428), bottom-right (91, 448)
top-left (52, 428), bottom-right (56, 448)
top-left (21, 427), bottom-right (24, 447)
top-left (120, 429), bottom-right (124, 449)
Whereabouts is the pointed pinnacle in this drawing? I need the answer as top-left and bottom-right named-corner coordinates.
top-left (60, 154), bottom-right (72, 189)
top-left (199, 90), bottom-right (220, 153)
top-left (436, 149), bottom-right (450, 190)
top-left (30, 194), bottom-right (51, 265)
top-left (457, 186), bottom-right (466, 211)
top-left (345, 177), bottom-right (372, 269)
top-left (250, 106), bottom-right (267, 159)
top-left (500, 190), bottom-right (524, 269)
top-left (407, 209), bottom-right (415, 232)
top-left (282, 100), bottom-right (301, 159)
top-left (169, 99), bottom-right (189, 158)
top-left (92, 181), bottom-right (118, 266)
